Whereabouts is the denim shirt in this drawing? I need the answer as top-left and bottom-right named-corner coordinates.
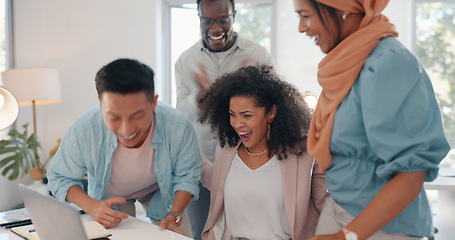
top-left (47, 101), bottom-right (202, 221)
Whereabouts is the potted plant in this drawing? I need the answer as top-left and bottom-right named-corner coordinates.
top-left (0, 123), bottom-right (57, 181)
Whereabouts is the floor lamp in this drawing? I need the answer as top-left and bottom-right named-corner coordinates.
top-left (2, 67), bottom-right (61, 135)
top-left (0, 86), bottom-right (19, 130)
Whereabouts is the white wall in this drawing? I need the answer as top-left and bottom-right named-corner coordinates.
top-left (1, 0), bottom-right (162, 210)
top-left (12, 0), bottom-right (162, 159)
top-left (1, 0), bottom-right (414, 210)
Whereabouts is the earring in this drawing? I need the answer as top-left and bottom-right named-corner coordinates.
top-left (267, 118), bottom-right (274, 140)
top-left (342, 14), bottom-right (347, 21)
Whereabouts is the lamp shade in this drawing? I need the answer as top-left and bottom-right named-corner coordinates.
top-left (2, 67), bottom-right (61, 106)
top-left (0, 86), bottom-right (19, 130)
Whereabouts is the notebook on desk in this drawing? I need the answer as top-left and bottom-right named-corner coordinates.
top-left (17, 183), bottom-right (111, 240)
top-left (0, 208), bottom-right (31, 229)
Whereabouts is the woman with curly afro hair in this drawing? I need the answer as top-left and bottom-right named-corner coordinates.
top-left (198, 65), bottom-right (329, 240)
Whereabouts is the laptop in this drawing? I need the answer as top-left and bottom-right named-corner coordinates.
top-left (17, 183), bottom-right (92, 240)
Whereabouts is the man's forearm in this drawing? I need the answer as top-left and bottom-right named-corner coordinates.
top-left (66, 185), bottom-right (98, 212)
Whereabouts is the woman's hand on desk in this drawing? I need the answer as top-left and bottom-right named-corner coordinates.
top-left (87, 196), bottom-right (129, 229)
top-left (158, 215), bottom-right (183, 235)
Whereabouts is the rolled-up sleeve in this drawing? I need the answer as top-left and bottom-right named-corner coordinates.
top-left (171, 117), bottom-right (202, 200)
top-left (359, 48), bottom-right (450, 181)
top-left (47, 126), bottom-right (86, 201)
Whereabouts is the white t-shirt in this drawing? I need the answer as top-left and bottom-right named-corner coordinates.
top-left (224, 152), bottom-right (291, 240)
top-left (106, 115), bottom-right (158, 199)
top-left (213, 44), bottom-right (236, 65)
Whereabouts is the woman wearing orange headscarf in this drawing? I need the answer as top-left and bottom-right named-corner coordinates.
top-left (293, 0), bottom-right (450, 239)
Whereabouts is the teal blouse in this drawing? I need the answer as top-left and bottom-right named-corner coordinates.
top-left (326, 36), bottom-right (450, 238)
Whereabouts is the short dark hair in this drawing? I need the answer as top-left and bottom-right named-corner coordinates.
top-left (197, 0), bottom-right (235, 13)
top-left (95, 58), bottom-right (155, 100)
top-left (199, 65), bottom-right (312, 160)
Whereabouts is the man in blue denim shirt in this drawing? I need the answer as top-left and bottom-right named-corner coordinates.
top-left (47, 58), bottom-right (201, 234)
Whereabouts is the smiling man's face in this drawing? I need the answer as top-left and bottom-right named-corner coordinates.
top-left (100, 91), bottom-right (157, 148)
top-left (198, 0), bottom-right (236, 52)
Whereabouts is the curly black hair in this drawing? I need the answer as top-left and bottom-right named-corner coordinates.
top-left (199, 65), bottom-right (312, 160)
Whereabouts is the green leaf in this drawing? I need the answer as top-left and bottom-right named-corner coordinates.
top-left (0, 144), bottom-right (20, 155)
top-left (0, 155), bottom-right (23, 180)
top-left (0, 123), bottom-right (41, 181)
top-left (0, 155), bottom-right (17, 168)
top-left (2, 162), bottom-right (20, 181)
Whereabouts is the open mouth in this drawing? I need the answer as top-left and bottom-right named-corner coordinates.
top-left (121, 131), bottom-right (138, 141)
top-left (314, 35), bottom-right (320, 45)
top-left (308, 34), bottom-right (319, 45)
top-left (208, 34), bottom-right (225, 44)
top-left (238, 131), bottom-right (252, 142)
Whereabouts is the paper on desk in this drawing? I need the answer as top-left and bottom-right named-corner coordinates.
top-left (10, 224), bottom-right (39, 240)
top-left (81, 218), bottom-right (112, 239)
top-left (438, 168), bottom-right (455, 177)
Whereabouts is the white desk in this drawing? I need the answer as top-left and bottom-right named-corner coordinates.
top-left (0, 217), bottom-right (193, 240)
top-left (424, 176), bottom-right (455, 191)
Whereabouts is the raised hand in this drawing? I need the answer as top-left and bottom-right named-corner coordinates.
top-left (192, 62), bottom-right (211, 92)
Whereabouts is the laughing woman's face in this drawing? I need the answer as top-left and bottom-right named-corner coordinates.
top-left (294, 0), bottom-right (338, 54)
top-left (229, 96), bottom-right (275, 152)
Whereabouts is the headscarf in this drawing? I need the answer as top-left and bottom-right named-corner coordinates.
top-left (307, 0), bottom-right (398, 173)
